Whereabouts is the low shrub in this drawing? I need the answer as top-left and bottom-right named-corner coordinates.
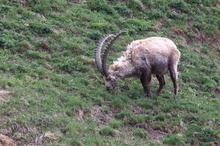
top-left (133, 129), bottom-right (148, 138)
top-left (100, 127), bottom-right (115, 136)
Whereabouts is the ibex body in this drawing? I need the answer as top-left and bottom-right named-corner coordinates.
top-left (95, 32), bottom-right (180, 98)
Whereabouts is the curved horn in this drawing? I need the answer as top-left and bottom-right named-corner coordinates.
top-left (95, 34), bottom-right (115, 75)
top-left (102, 31), bottom-right (126, 77)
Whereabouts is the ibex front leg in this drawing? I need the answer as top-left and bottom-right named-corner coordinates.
top-left (140, 71), bottom-right (152, 98)
top-left (156, 75), bottom-right (165, 95)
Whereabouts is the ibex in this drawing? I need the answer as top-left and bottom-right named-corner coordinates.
top-left (95, 32), bottom-right (180, 98)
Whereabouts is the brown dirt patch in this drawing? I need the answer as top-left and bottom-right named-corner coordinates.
top-left (90, 104), bottom-right (168, 143)
top-left (0, 90), bottom-right (12, 101)
top-left (172, 28), bottom-right (220, 47)
top-left (146, 128), bottom-right (167, 144)
top-left (90, 105), bottom-right (114, 127)
top-left (0, 134), bottom-right (15, 146)
top-left (0, 125), bottom-right (39, 146)
top-left (134, 123), bottom-right (167, 144)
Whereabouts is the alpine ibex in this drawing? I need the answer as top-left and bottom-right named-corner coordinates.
top-left (95, 32), bottom-right (181, 98)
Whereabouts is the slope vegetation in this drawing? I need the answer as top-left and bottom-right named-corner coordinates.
top-left (0, 0), bottom-right (219, 145)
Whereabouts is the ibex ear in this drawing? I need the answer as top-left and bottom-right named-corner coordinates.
top-left (110, 65), bottom-right (121, 75)
top-left (110, 65), bottom-right (121, 71)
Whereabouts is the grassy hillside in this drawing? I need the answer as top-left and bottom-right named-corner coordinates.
top-left (0, 0), bottom-right (219, 145)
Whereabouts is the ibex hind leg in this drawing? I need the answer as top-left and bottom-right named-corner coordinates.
top-left (169, 64), bottom-right (178, 96)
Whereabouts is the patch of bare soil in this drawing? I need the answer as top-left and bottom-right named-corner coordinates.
top-left (0, 90), bottom-right (12, 101)
top-left (0, 134), bottom-right (14, 146)
top-left (146, 128), bottom-right (166, 144)
top-left (172, 28), bottom-right (220, 47)
top-left (19, 0), bottom-right (87, 8)
top-left (90, 104), bottom-right (168, 144)
top-left (72, 0), bottom-right (87, 3)
top-left (0, 125), bottom-right (39, 146)
top-left (133, 122), bottom-right (167, 144)
top-left (214, 89), bottom-right (220, 94)
top-left (90, 105), bottom-right (114, 127)
top-left (35, 131), bottom-right (59, 146)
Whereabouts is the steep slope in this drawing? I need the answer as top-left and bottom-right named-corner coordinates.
top-left (0, 0), bottom-right (219, 145)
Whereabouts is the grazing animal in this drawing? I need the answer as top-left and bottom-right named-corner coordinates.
top-left (94, 32), bottom-right (181, 98)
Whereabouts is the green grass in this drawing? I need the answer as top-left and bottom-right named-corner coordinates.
top-left (0, 0), bottom-right (220, 145)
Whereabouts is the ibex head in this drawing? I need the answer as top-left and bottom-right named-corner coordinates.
top-left (94, 32), bottom-right (126, 91)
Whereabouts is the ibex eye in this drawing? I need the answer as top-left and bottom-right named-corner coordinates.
top-left (106, 77), bottom-right (111, 81)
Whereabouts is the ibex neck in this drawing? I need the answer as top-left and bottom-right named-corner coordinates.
top-left (109, 56), bottom-right (137, 79)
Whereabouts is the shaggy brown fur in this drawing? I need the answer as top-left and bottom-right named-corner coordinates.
top-left (95, 33), bottom-right (180, 98)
